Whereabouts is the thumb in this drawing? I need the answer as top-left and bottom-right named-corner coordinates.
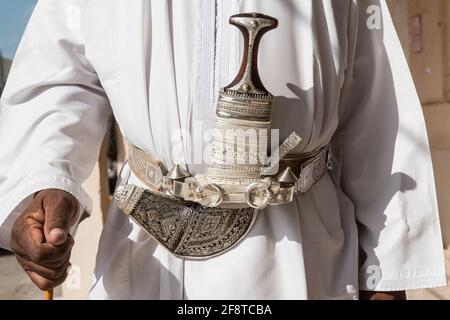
top-left (41, 190), bottom-right (78, 246)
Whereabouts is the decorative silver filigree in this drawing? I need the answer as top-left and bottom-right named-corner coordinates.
top-left (298, 147), bottom-right (329, 194)
top-left (114, 185), bottom-right (257, 259)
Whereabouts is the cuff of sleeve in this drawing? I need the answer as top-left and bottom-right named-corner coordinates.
top-left (0, 175), bottom-right (92, 250)
top-left (359, 268), bottom-right (448, 291)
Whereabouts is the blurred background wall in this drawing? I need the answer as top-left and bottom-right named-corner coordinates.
top-left (1, 0), bottom-right (450, 300)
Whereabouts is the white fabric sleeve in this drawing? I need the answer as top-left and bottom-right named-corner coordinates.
top-left (331, 0), bottom-right (447, 291)
top-left (0, 0), bottom-right (110, 249)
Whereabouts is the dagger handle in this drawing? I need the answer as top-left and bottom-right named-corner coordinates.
top-left (225, 13), bottom-right (278, 95)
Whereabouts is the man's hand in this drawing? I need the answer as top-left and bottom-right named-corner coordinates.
top-left (359, 291), bottom-right (407, 300)
top-left (10, 189), bottom-right (79, 291)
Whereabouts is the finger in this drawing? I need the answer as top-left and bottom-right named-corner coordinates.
top-left (15, 242), bottom-right (73, 269)
top-left (32, 236), bottom-right (75, 265)
top-left (14, 235), bottom-right (75, 265)
top-left (10, 208), bottom-right (46, 256)
top-left (26, 270), bottom-right (68, 291)
top-left (17, 255), bottom-right (71, 280)
top-left (42, 191), bottom-right (78, 246)
top-left (11, 205), bottom-right (75, 263)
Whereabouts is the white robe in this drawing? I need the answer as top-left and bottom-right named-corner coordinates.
top-left (0, 0), bottom-right (447, 299)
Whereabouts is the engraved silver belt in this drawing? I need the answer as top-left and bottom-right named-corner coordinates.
top-left (113, 12), bottom-right (330, 259)
top-left (113, 143), bottom-right (329, 259)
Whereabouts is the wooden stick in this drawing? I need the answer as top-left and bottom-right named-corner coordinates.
top-left (44, 290), bottom-right (54, 300)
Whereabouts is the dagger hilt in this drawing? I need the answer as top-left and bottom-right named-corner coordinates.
top-left (225, 13), bottom-right (278, 96)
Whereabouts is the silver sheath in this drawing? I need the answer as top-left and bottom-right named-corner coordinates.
top-left (114, 185), bottom-right (257, 259)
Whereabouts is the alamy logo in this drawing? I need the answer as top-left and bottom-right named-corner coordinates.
top-left (365, 265), bottom-right (382, 290)
top-left (66, 5), bottom-right (81, 31)
top-left (65, 265), bottom-right (82, 291)
top-left (367, 5), bottom-right (382, 30)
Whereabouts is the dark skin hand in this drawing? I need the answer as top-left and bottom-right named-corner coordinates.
top-left (10, 189), bottom-right (78, 291)
top-left (360, 291), bottom-right (407, 300)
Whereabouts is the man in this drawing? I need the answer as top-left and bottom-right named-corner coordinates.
top-left (0, 0), bottom-right (446, 300)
